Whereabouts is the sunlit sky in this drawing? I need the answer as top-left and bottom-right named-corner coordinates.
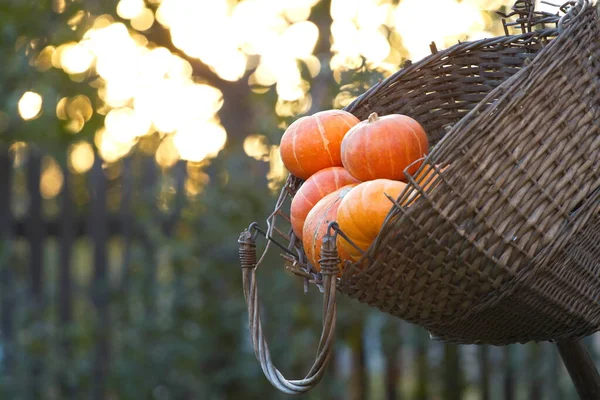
top-left (16, 0), bottom-right (557, 197)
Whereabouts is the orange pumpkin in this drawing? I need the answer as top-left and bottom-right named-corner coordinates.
top-left (414, 164), bottom-right (448, 192)
top-left (336, 179), bottom-right (407, 261)
top-left (302, 185), bottom-right (356, 272)
top-left (341, 112), bottom-right (429, 182)
top-left (291, 167), bottom-right (361, 240)
top-left (280, 110), bottom-right (360, 180)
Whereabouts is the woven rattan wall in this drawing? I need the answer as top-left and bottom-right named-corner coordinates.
top-left (335, 0), bottom-right (600, 344)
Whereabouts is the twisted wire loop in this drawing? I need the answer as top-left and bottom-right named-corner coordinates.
top-left (238, 225), bottom-right (337, 395)
top-left (558, 0), bottom-right (588, 32)
top-left (238, 228), bottom-right (258, 269)
top-left (319, 234), bottom-right (341, 278)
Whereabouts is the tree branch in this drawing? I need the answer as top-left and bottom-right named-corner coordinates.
top-left (144, 23), bottom-right (228, 88)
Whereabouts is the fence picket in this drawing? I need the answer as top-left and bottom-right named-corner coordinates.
top-left (89, 157), bottom-right (110, 400)
top-left (1, 149), bottom-right (600, 398)
top-left (0, 147), bottom-right (15, 378)
top-left (444, 343), bottom-right (463, 400)
top-left (348, 322), bottom-right (367, 400)
top-left (528, 343), bottom-right (542, 400)
top-left (166, 160), bottom-right (186, 235)
top-left (381, 320), bottom-right (402, 400)
top-left (479, 345), bottom-right (490, 400)
top-left (58, 167), bottom-right (75, 398)
top-left (25, 150), bottom-right (44, 399)
top-left (140, 156), bottom-right (157, 316)
top-left (412, 327), bottom-right (429, 400)
top-left (119, 157), bottom-right (134, 297)
top-left (546, 342), bottom-right (562, 400)
top-left (503, 346), bottom-right (516, 400)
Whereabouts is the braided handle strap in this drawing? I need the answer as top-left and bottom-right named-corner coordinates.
top-left (238, 225), bottom-right (339, 395)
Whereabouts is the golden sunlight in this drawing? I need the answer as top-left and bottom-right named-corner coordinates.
top-left (95, 127), bottom-right (136, 163)
top-left (69, 141), bottom-right (95, 174)
top-left (330, 0), bottom-right (514, 72)
top-left (395, 0), bottom-right (484, 60)
top-left (60, 42), bottom-right (95, 74)
top-left (105, 107), bottom-right (152, 142)
top-left (9, 142), bottom-right (28, 168)
top-left (243, 134), bottom-right (270, 161)
top-left (281, 21), bottom-right (319, 59)
top-left (155, 135), bottom-right (180, 168)
top-left (173, 121), bottom-right (227, 162)
top-left (18, 91), bottom-right (43, 120)
top-left (68, 95), bottom-right (94, 122)
top-left (46, 0), bottom-right (521, 167)
top-left (56, 13), bottom-right (229, 164)
top-left (117, 0), bottom-right (145, 19)
top-left (266, 145), bottom-right (287, 193)
top-left (40, 156), bottom-right (64, 199)
top-left (35, 46), bottom-right (55, 71)
top-left (157, 0), bottom-right (320, 106)
top-left (131, 7), bottom-right (155, 31)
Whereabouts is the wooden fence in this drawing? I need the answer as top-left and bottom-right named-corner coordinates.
top-left (0, 146), bottom-right (598, 399)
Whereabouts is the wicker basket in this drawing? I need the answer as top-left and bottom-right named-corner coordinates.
top-left (238, 0), bottom-right (600, 394)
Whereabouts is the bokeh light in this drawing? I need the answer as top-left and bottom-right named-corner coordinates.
top-left (18, 91), bottom-right (43, 120)
top-left (40, 156), bottom-right (64, 199)
top-left (38, 0), bottom-right (518, 171)
top-left (330, 0), bottom-right (515, 74)
top-left (49, 13), bottom-right (230, 164)
top-left (69, 141), bottom-right (95, 174)
top-left (155, 135), bottom-right (180, 168)
top-left (60, 42), bottom-right (95, 74)
top-left (243, 134), bottom-right (270, 161)
top-left (131, 7), bottom-right (155, 31)
top-left (117, 0), bottom-right (145, 20)
top-left (266, 145), bottom-right (286, 193)
top-left (172, 121), bottom-right (227, 163)
top-left (35, 46), bottom-right (55, 71)
top-left (395, 0), bottom-right (486, 61)
top-left (9, 142), bottom-right (28, 168)
top-left (158, 0), bottom-right (321, 103)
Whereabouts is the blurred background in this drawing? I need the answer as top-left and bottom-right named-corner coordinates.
top-left (0, 0), bottom-right (595, 399)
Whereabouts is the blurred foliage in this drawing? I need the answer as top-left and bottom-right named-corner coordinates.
top-left (0, 1), bottom-right (385, 398)
top-left (0, 0), bottom-right (107, 156)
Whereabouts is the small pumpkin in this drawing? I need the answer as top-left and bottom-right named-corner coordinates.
top-left (336, 179), bottom-right (407, 261)
top-left (280, 110), bottom-right (360, 180)
top-left (341, 112), bottom-right (429, 182)
top-left (302, 185), bottom-right (356, 272)
top-left (291, 167), bottom-right (361, 240)
top-left (414, 163), bottom-right (448, 192)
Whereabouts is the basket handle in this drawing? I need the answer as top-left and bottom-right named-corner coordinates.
top-left (238, 224), bottom-right (338, 395)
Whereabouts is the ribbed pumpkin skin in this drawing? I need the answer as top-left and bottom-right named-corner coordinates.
top-left (280, 110), bottom-right (360, 180)
top-left (291, 167), bottom-right (360, 240)
top-left (336, 179), bottom-right (407, 261)
top-left (302, 185), bottom-right (356, 272)
top-left (341, 112), bottom-right (429, 182)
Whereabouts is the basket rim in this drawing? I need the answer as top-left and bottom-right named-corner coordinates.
top-left (338, 0), bottom-right (598, 336)
top-left (344, 27), bottom-right (559, 119)
top-left (260, 0), bottom-right (593, 288)
top-left (345, 0), bottom-right (593, 276)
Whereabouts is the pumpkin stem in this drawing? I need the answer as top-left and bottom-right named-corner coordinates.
top-left (368, 112), bottom-right (379, 123)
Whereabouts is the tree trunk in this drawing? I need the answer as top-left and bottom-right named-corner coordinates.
top-left (309, 0), bottom-right (334, 114)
